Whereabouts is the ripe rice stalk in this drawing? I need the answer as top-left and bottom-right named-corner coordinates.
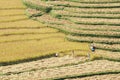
top-left (0, 9), bottom-right (25, 16)
top-left (0, 15), bottom-right (28, 23)
top-left (0, 19), bottom-right (45, 29)
top-left (0, 38), bottom-right (89, 63)
top-left (0, 0), bottom-right (26, 9)
top-left (0, 33), bottom-right (65, 43)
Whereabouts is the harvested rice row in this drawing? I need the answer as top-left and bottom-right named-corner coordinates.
top-left (65, 7), bottom-right (120, 14)
top-left (26, 8), bottom-right (44, 17)
top-left (65, 27), bottom-right (120, 38)
top-left (66, 74), bottom-right (120, 80)
top-left (94, 50), bottom-right (120, 61)
top-left (65, 24), bottom-right (120, 32)
top-left (67, 0), bottom-right (120, 3)
top-left (23, 0), bottom-right (52, 13)
top-left (0, 60), bottom-right (120, 79)
top-left (51, 10), bottom-right (120, 19)
top-left (68, 17), bottom-right (120, 26)
top-left (0, 56), bottom-right (87, 75)
top-left (36, 14), bottom-right (71, 25)
top-left (67, 35), bottom-right (120, 44)
top-left (67, 35), bottom-right (120, 51)
top-left (34, 14), bottom-right (120, 38)
top-left (47, 1), bottom-right (120, 8)
top-left (94, 43), bottom-right (120, 51)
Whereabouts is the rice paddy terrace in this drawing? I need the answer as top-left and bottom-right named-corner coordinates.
top-left (22, 0), bottom-right (120, 52)
top-left (0, 0), bottom-right (120, 80)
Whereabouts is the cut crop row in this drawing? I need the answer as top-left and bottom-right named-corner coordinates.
top-left (36, 14), bottom-right (71, 25)
top-left (0, 56), bottom-right (87, 75)
top-left (22, 0), bottom-right (52, 13)
top-left (0, 0), bottom-right (26, 9)
top-left (47, 1), bottom-right (120, 8)
top-left (66, 35), bottom-right (120, 51)
top-left (65, 7), bottom-right (120, 14)
top-left (51, 10), bottom-right (120, 19)
top-left (0, 28), bottom-right (58, 36)
top-left (67, 74), bottom-right (120, 80)
top-left (34, 18), bottom-right (120, 38)
top-left (1, 60), bottom-right (120, 79)
top-left (67, 35), bottom-right (120, 44)
top-left (25, 8), bottom-right (45, 17)
top-left (66, 0), bottom-right (120, 3)
top-left (65, 24), bottom-right (120, 32)
top-left (68, 17), bottom-right (120, 26)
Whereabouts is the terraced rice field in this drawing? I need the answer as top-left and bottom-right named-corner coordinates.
top-left (23, 0), bottom-right (120, 52)
top-left (0, 0), bottom-right (120, 80)
top-left (0, 0), bottom-right (90, 64)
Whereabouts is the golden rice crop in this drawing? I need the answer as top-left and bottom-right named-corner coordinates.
top-left (0, 0), bottom-right (26, 9)
top-left (0, 0), bottom-right (90, 64)
top-left (0, 38), bottom-right (89, 63)
top-left (0, 9), bottom-right (25, 16)
top-left (0, 28), bottom-right (58, 36)
top-left (0, 15), bottom-right (28, 23)
top-left (0, 33), bottom-right (65, 43)
top-left (0, 19), bottom-right (45, 29)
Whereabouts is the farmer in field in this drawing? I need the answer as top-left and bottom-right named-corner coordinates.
top-left (90, 43), bottom-right (96, 52)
